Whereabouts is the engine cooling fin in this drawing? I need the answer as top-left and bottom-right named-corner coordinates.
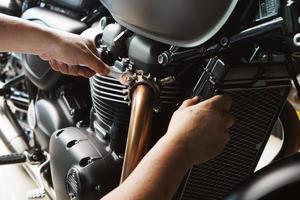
top-left (175, 86), bottom-right (290, 200)
top-left (90, 74), bottom-right (182, 137)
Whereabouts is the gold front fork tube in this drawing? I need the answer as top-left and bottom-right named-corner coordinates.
top-left (120, 84), bottom-right (154, 183)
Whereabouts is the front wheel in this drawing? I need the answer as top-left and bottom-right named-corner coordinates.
top-left (275, 101), bottom-right (300, 159)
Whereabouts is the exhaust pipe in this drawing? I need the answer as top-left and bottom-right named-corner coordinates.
top-left (120, 84), bottom-right (154, 183)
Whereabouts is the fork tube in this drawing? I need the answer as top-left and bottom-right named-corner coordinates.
top-left (120, 84), bottom-right (154, 183)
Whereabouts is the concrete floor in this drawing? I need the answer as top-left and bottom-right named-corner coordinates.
top-left (0, 135), bottom-right (283, 200)
top-left (0, 139), bottom-right (50, 200)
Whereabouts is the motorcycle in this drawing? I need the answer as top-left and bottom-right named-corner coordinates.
top-left (1, 0), bottom-right (300, 200)
top-left (0, 0), bottom-right (107, 199)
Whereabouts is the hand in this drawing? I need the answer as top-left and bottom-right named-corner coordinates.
top-left (165, 95), bottom-right (234, 165)
top-left (40, 30), bottom-right (109, 78)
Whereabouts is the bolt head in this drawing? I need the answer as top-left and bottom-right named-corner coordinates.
top-left (220, 37), bottom-right (229, 47)
top-left (158, 53), bottom-right (169, 65)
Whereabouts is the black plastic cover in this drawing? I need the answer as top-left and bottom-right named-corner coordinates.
top-left (34, 83), bottom-right (91, 150)
top-left (50, 127), bottom-right (121, 200)
top-left (22, 53), bottom-right (63, 91)
top-left (21, 7), bottom-right (87, 90)
top-left (0, 153), bottom-right (26, 165)
top-left (34, 99), bottom-right (74, 150)
top-left (44, 0), bottom-right (100, 11)
top-left (128, 35), bottom-right (168, 74)
top-left (22, 7), bottom-right (87, 34)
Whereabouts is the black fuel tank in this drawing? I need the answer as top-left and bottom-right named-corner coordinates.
top-left (101, 0), bottom-right (238, 47)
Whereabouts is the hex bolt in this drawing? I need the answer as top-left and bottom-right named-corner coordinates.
top-left (158, 53), bottom-right (170, 66)
top-left (220, 37), bottom-right (230, 47)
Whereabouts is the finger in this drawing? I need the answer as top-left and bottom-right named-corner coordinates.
top-left (40, 53), bottom-right (51, 61)
top-left (56, 61), bottom-right (69, 75)
top-left (222, 130), bottom-right (230, 144)
top-left (212, 95), bottom-right (232, 112)
top-left (217, 129), bottom-right (230, 149)
top-left (49, 60), bottom-right (59, 71)
top-left (178, 96), bottom-right (199, 111)
top-left (222, 112), bottom-right (235, 129)
top-left (84, 52), bottom-right (110, 75)
top-left (81, 38), bottom-right (110, 75)
top-left (78, 68), bottom-right (96, 78)
top-left (200, 95), bottom-right (232, 112)
top-left (67, 65), bottom-right (81, 76)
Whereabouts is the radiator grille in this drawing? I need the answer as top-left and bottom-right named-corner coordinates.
top-left (176, 86), bottom-right (290, 200)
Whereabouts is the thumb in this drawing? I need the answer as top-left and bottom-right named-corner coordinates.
top-left (39, 53), bottom-right (51, 61)
top-left (178, 96), bottom-right (200, 111)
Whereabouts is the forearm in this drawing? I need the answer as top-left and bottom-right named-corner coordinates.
top-left (0, 13), bottom-right (56, 54)
top-left (102, 135), bottom-right (192, 200)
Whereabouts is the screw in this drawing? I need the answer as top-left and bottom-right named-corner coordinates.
top-left (220, 37), bottom-right (230, 47)
top-left (261, 54), bottom-right (269, 62)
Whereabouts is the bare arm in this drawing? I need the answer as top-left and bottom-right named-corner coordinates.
top-left (0, 13), bottom-right (53, 54)
top-left (102, 96), bottom-right (234, 200)
top-left (103, 135), bottom-right (191, 200)
top-left (0, 13), bottom-right (109, 77)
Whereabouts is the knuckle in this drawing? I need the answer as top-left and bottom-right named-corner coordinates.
top-left (52, 67), bottom-right (58, 71)
top-left (225, 114), bottom-right (235, 128)
top-left (202, 100), bottom-right (215, 109)
top-left (216, 94), bottom-right (231, 102)
top-left (182, 100), bottom-right (190, 105)
top-left (223, 131), bottom-right (230, 143)
top-left (181, 99), bottom-right (191, 107)
top-left (220, 94), bottom-right (232, 101)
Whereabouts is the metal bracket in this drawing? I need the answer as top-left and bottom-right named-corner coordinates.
top-left (27, 152), bottom-right (50, 199)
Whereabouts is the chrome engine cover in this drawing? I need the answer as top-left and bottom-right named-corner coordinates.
top-left (100, 0), bottom-right (238, 47)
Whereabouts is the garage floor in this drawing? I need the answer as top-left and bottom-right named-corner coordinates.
top-left (0, 135), bottom-right (283, 200)
top-left (0, 139), bottom-right (50, 200)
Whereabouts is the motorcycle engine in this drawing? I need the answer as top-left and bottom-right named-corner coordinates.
top-left (50, 23), bottom-right (185, 200)
top-left (49, 1), bottom-right (293, 200)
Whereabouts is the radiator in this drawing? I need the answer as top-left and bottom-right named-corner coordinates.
top-left (175, 85), bottom-right (290, 200)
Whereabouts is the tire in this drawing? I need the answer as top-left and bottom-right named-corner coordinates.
top-left (275, 101), bottom-right (300, 159)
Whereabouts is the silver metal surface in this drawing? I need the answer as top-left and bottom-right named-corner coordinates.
top-left (293, 33), bottom-right (300, 46)
top-left (23, 162), bottom-right (56, 200)
top-left (0, 97), bottom-right (29, 153)
top-left (0, 97), bottom-right (55, 199)
top-left (0, 139), bottom-right (52, 200)
top-left (27, 152), bottom-right (50, 199)
top-left (106, 66), bottom-right (133, 86)
top-left (96, 49), bottom-right (134, 86)
top-left (101, 0), bottom-right (238, 47)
